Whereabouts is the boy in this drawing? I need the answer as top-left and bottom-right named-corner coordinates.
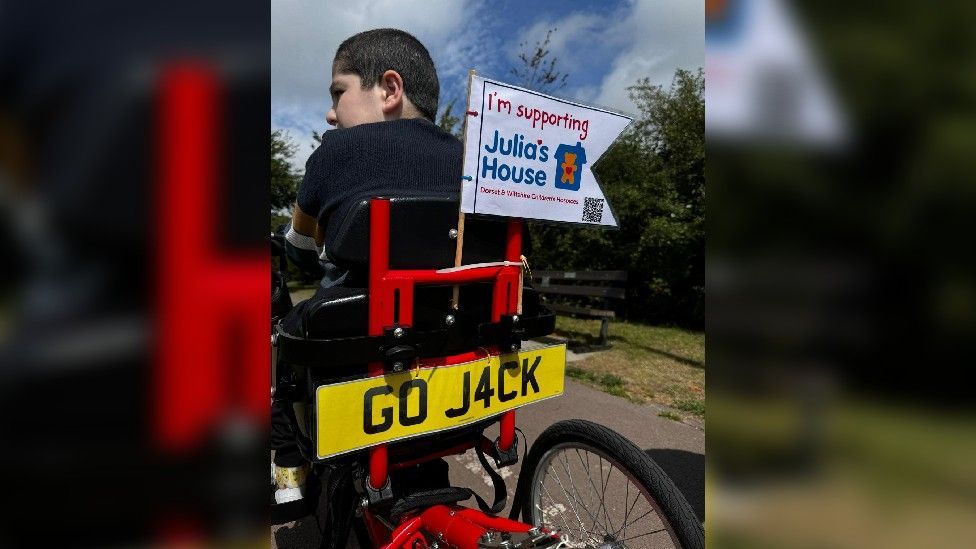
top-left (282, 28), bottom-right (461, 289)
top-left (273, 28), bottom-right (461, 520)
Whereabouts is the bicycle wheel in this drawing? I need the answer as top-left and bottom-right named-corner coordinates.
top-left (516, 420), bottom-right (703, 549)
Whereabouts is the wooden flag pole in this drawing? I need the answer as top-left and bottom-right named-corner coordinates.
top-left (451, 69), bottom-right (477, 310)
top-left (453, 70), bottom-right (524, 316)
top-left (517, 254), bottom-right (524, 315)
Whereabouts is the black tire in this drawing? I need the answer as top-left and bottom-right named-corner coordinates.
top-left (515, 420), bottom-right (703, 549)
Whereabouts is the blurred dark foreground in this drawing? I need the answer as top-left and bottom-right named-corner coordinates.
top-left (0, 1), bottom-right (269, 546)
top-left (708, 1), bottom-right (976, 547)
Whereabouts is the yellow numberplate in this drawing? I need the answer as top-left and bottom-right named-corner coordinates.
top-left (315, 344), bottom-right (566, 459)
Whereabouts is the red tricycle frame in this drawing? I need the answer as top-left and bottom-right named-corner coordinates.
top-left (361, 198), bottom-right (539, 549)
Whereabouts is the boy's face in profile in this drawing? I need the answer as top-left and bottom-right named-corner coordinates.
top-left (327, 71), bottom-right (386, 129)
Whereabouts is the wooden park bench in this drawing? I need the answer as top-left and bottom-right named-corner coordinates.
top-left (529, 270), bottom-right (627, 348)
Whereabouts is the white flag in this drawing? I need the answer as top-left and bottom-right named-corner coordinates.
top-left (461, 76), bottom-right (631, 227)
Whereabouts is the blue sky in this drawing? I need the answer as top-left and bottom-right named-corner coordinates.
top-left (272, 0), bottom-right (703, 169)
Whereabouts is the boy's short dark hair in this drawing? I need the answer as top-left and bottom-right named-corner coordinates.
top-left (334, 28), bottom-right (440, 122)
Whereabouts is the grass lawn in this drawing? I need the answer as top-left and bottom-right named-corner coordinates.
top-left (553, 316), bottom-right (705, 421)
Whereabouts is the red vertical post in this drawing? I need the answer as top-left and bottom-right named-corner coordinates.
top-left (367, 198), bottom-right (391, 489)
top-left (498, 220), bottom-right (523, 452)
top-left (490, 221), bottom-right (523, 323)
top-left (368, 198), bottom-right (392, 342)
top-left (505, 220), bottom-right (523, 263)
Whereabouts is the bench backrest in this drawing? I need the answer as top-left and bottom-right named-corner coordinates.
top-left (531, 270), bottom-right (628, 300)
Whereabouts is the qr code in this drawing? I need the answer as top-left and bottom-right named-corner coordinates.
top-left (582, 197), bottom-right (604, 223)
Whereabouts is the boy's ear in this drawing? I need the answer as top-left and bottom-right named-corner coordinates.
top-left (379, 70), bottom-right (404, 116)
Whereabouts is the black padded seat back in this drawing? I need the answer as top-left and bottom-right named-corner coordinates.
top-left (301, 283), bottom-right (546, 341)
top-left (326, 193), bottom-right (511, 272)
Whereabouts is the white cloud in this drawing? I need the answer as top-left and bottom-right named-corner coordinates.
top-left (272, 0), bottom-right (487, 168)
top-left (572, 83), bottom-right (602, 104)
top-left (510, 0), bottom-right (703, 116)
top-left (272, 0), bottom-right (473, 105)
top-left (593, 0), bottom-right (704, 115)
top-left (271, 0), bottom-right (704, 168)
top-left (511, 12), bottom-right (619, 62)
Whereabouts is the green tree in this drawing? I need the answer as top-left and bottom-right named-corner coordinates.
top-left (271, 129), bottom-right (301, 212)
top-left (528, 69), bottom-right (705, 327)
top-left (437, 97), bottom-right (464, 138)
top-left (311, 129), bottom-right (324, 149)
top-left (624, 69), bottom-right (705, 326)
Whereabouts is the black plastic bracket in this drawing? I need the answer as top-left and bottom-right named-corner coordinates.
top-left (275, 366), bottom-right (299, 400)
top-left (364, 475), bottom-right (394, 504)
top-left (381, 325), bottom-right (417, 369)
top-left (492, 434), bottom-right (519, 467)
top-left (491, 314), bottom-right (524, 353)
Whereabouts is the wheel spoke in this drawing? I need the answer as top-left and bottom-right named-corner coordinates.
top-left (540, 479), bottom-right (604, 544)
top-left (546, 461), bottom-right (594, 537)
top-left (596, 456), bottom-right (607, 532)
top-left (611, 507), bottom-right (655, 538)
top-left (553, 456), bottom-right (610, 530)
top-left (622, 478), bottom-right (630, 540)
top-left (617, 482), bottom-right (643, 540)
top-left (590, 456), bottom-right (614, 536)
top-left (576, 449), bottom-right (606, 527)
top-left (600, 460), bottom-right (615, 536)
top-left (615, 527), bottom-right (667, 544)
top-left (558, 450), bottom-right (590, 520)
top-left (538, 477), bottom-right (580, 538)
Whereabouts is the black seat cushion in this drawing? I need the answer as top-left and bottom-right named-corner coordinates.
top-left (300, 286), bottom-right (369, 339)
